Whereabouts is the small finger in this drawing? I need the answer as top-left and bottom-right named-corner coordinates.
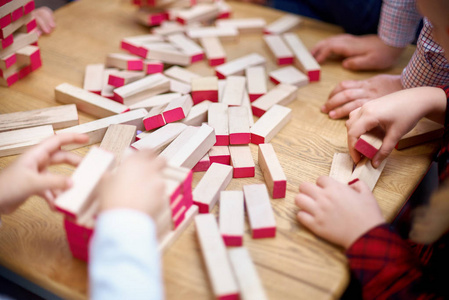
top-left (295, 193), bottom-right (317, 215)
top-left (327, 80), bottom-right (364, 102)
top-left (298, 182), bottom-right (322, 199)
top-left (329, 98), bottom-right (369, 120)
top-left (49, 151), bottom-right (83, 166)
top-left (296, 211), bottom-right (316, 230)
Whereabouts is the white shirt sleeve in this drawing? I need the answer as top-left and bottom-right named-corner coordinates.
top-left (89, 209), bottom-right (164, 300)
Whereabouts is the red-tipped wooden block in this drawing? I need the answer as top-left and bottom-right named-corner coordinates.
top-left (191, 76), bottom-right (219, 104)
top-left (354, 131), bottom-right (383, 159)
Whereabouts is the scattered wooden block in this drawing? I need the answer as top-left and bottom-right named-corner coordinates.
top-left (167, 33), bottom-right (204, 63)
top-left (241, 91), bottom-right (255, 127)
top-left (152, 21), bottom-right (186, 36)
top-left (222, 76), bottom-right (246, 107)
top-left (135, 8), bottom-right (169, 26)
top-left (348, 157), bottom-right (387, 191)
top-left (55, 83), bottom-right (129, 118)
top-left (355, 130), bottom-right (384, 159)
top-left (168, 77), bottom-right (191, 94)
top-left (208, 102), bottom-right (229, 145)
top-left (215, 53), bottom-right (266, 79)
top-left (246, 66), bottom-right (267, 102)
top-left (199, 36), bottom-right (226, 66)
top-left (129, 92), bottom-right (182, 111)
top-left (229, 145), bottom-right (255, 178)
top-left (194, 214), bottom-right (240, 299)
top-left (251, 84), bottom-right (297, 117)
top-left (143, 104), bottom-right (167, 131)
top-left (160, 126), bottom-right (200, 160)
top-left (258, 143), bottom-right (287, 198)
top-left (164, 65), bottom-right (201, 84)
top-left (0, 105), bottom-right (78, 133)
top-left (162, 94), bottom-right (193, 123)
top-left (113, 73), bottom-right (170, 105)
top-left (329, 153), bottom-right (354, 184)
top-left (228, 247), bottom-right (268, 300)
top-left (144, 44), bottom-right (192, 66)
top-left (243, 184), bottom-right (276, 238)
top-left (396, 118), bottom-right (444, 150)
top-left (264, 14), bottom-right (301, 35)
top-left (216, 0), bottom-right (232, 19)
top-left (263, 35), bottom-right (293, 65)
top-left (192, 153), bottom-right (211, 172)
top-left (269, 66), bottom-right (308, 88)
top-left (105, 53), bottom-right (144, 71)
top-left (282, 33), bottom-right (320, 82)
top-left (83, 64), bottom-right (104, 94)
top-left (55, 147), bottom-right (115, 219)
top-left (219, 191), bottom-right (244, 246)
top-left (144, 60), bottom-right (164, 74)
top-left (187, 26), bottom-right (239, 42)
top-left (209, 145), bottom-right (230, 165)
top-left (178, 100), bottom-right (211, 126)
top-left (228, 106), bottom-right (250, 144)
top-left (108, 70), bottom-right (146, 87)
top-left (191, 76), bottom-right (219, 104)
top-left (121, 34), bottom-right (165, 58)
top-left (132, 122), bottom-right (187, 154)
top-left (99, 124), bottom-right (136, 166)
top-left (0, 125), bottom-right (54, 157)
top-left (216, 18), bottom-right (266, 34)
top-left (176, 4), bottom-right (219, 25)
top-left (101, 68), bottom-right (119, 99)
top-left (250, 104), bottom-right (292, 144)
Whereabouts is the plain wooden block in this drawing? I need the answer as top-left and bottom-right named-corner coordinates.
top-left (243, 184), bottom-right (276, 238)
top-left (191, 76), bottom-right (219, 104)
top-left (99, 124), bottom-right (136, 166)
top-left (160, 126), bottom-right (200, 160)
top-left (258, 143), bottom-right (287, 198)
top-left (229, 145), bottom-right (255, 178)
top-left (143, 104), bottom-right (167, 131)
top-left (246, 66), bottom-right (267, 102)
top-left (396, 118), bottom-right (444, 150)
top-left (108, 70), bottom-right (146, 87)
top-left (176, 4), bottom-right (219, 25)
top-left (168, 77), bottom-right (191, 94)
top-left (55, 83), bottom-right (129, 118)
top-left (263, 35), bottom-right (294, 65)
top-left (162, 94), bottom-right (193, 123)
top-left (100, 68), bottom-right (119, 99)
top-left (113, 73), bottom-right (170, 105)
top-left (106, 53), bottom-right (144, 71)
top-left (241, 91), bottom-right (255, 128)
top-left (269, 66), bottom-right (308, 88)
top-left (208, 102), bottom-right (229, 146)
top-left (228, 106), bottom-right (250, 144)
top-left (193, 163), bottom-right (233, 213)
top-left (187, 26), bottom-right (239, 42)
top-left (178, 100), bottom-right (212, 126)
top-left (282, 33), bottom-right (320, 81)
top-left (55, 147), bottom-right (115, 219)
top-left (355, 131), bottom-right (384, 159)
top-left (192, 153), bottom-right (211, 172)
top-left (129, 92), bottom-right (182, 111)
top-left (199, 36), bottom-right (226, 66)
top-left (164, 65), bottom-right (201, 84)
top-left (56, 109), bottom-right (147, 150)
top-left (222, 76), bottom-right (246, 107)
top-left (194, 214), bottom-right (240, 299)
top-left (83, 64), bottom-right (104, 94)
top-left (166, 33), bottom-right (204, 63)
top-left (144, 59), bottom-right (164, 74)
top-left (219, 191), bottom-right (244, 246)
top-left (215, 53), bottom-right (266, 79)
top-left (348, 157), bottom-right (387, 191)
top-left (132, 123), bottom-right (187, 154)
top-left (250, 104), bottom-right (292, 145)
top-left (144, 45), bottom-right (192, 66)
top-left (0, 125), bottom-right (54, 157)
top-left (0, 104), bottom-right (78, 133)
top-left (216, 18), bottom-right (266, 34)
top-left (209, 145), bottom-right (230, 165)
top-left (264, 14), bottom-right (301, 35)
top-left (251, 83), bottom-right (298, 117)
top-left (329, 153), bottom-right (354, 184)
top-left (228, 247), bottom-right (268, 300)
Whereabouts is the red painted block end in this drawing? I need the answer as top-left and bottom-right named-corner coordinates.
top-left (252, 227), bottom-right (276, 238)
top-left (355, 138), bottom-right (378, 159)
top-left (191, 53), bottom-right (204, 63)
top-left (24, 0), bottom-right (35, 14)
top-left (251, 106), bottom-right (265, 118)
top-left (233, 167), bottom-right (255, 178)
top-left (210, 155), bottom-right (230, 166)
top-left (192, 160), bottom-right (211, 172)
top-left (143, 115), bottom-right (165, 131)
top-left (272, 180), bottom-right (287, 199)
top-left (0, 15), bottom-right (11, 29)
top-left (108, 75), bottom-right (125, 87)
top-left (146, 63), bottom-right (163, 74)
top-left (230, 133), bottom-right (250, 145)
top-left (215, 135), bottom-right (230, 146)
top-left (250, 133), bottom-right (265, 145)
top-left (222, 235), bottom-right (243, 247)
top-left (112, 93), bottom-right (124, 104)
top-left (11, 7), bottom-right (23, 22)
top-left (308, 70), bottom-right (320, 82)
top-left (278, 57), bottom-right (294, 65)
top-left (175, 17), bottom-right (185, 25)
top-left (192, 90), bottom-right (218, 104)
top-left (269, 76), bottom-right (280, 85)
top-left (215, 70), bottom-right (226, 79)
top-left (249, 93), bottom-right (263, 102)
top-left (127, 60), bottom-right (144, 71)
top-left (163, 108), bottom-right (185, 123)
top-left (193, 201), bottom-right (210, 214)
top-left (209, 57), bottom-right (225, 66)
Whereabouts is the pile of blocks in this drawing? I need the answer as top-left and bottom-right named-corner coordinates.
top-left (0, 0), bottom-right (41, 87)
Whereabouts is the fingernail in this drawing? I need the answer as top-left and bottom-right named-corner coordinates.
top-left (329, 111), bottom-right (336, 119)
top-left (373, 160), bottom-right (379, 168)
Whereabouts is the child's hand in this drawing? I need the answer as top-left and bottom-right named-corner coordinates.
top-left (0, 133), bottom-right (89, 214)
top-left (295, 176), bottom-right (385, 249)
top-left (321, 74), bottom-right (403, 119)
top-left (98, 150), bottom-right (166, 218)
top-left (312, 34), bottom-right (404, 71)
top-left (31, 7), bottom-right (56, 35)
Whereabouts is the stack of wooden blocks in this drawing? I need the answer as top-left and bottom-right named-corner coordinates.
top-left (0, 0), bottom-right (41, 87)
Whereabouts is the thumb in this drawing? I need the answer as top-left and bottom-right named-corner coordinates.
top-left (372, 129), bottom-right (400, 168)
top-left (342, 55), bottom-right (375, 71)
top-left (29, 173), bottom-right (72, 196)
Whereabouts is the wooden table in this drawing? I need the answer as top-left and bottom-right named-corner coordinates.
top-left (0, 1), bottom-right (435, 299)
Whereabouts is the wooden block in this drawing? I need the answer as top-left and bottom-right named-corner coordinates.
top-left (216, 0), bottom-right (231, 19)
top-left (0, 125), bottom-right (54, 157)
top-left (250, 105), bottom-right (292, 145)
top-left (135, 8), bottom-right (168, 26)
top-left (0, 52), bottom-right (15, 69)
top-left (246, 66), bottom-right (267, 102)
top-left (355, 130), bottom-right (384, 159)
top-left (209, 145), bottom-right (230, 165)
top-left (100, 68), bottom-right (119, 99)
top-left (113, 73), bottom-right (170, 105)
top-left (251, 84), bottom-right (297, 117)
top-left (160, 126), bottom-right (200, 160)
top-left (0, 105), bottom-right (78, 133)
top-left (193, 163), bottom-right (233, 213)
top-left (219, 191), bottom-right (244, 246)
top-left (176, 4), bottom-right (219, 25)
top-left (228, 106), bottom-right (250, 145)
top-left (0, 13), bottom-right (32, 39)
top-left (178, 100), bottom-right (211, 126)
top-left (187, 26), bottom-right (238, 42)
top-left (282, 33), bottom-right (320, 82)
top-left (228, 247), bottom-right (268, 300)
top-left (208, 102), bottom-right (229, 145)
top-left (0, 31), bottom-right (38, 58)
top-left (218, 79), bottom-right (226, 102)
top-left (192, 153), bottom-right (211, 172)
top-left (168, 77), bottom-right (191, 94)
top-left (132, 122), bottom-right (187, 154)
top-left (152, 21), bottom-right (185, 36)
top-left (166, 33), bottom-right (204, 63)
top-left (144, 45), bottom-right (191, 66)
top-left (0, 33), bottom-right (13, 50)
top-left (263, 35), bottom-right (293, 65)
top-left (55, 109), bottom-right (147, 150)
top-left (269, 66), bottom-right (308, 88)
top-left (0, 0), bottom-right (28, 19)
top-left (108, 70), bottom-right (146, 87)
top-left (241, 91), bottom-right (254, 127)
top-left (215, 53), bottom-right (266, 79)
top-left (264, 14), bottom-right (301, 35)
top-left (162, 94), bottom-right (193, 123)
top-left (164, 65), bottom-right (200, 84)
top-left (121, 34), bottom-right (165, 57)
top-left (191, 76), bottom-right (219, 104)
top-left (348, 157), bottom-right (387, 191)
top-left (329, 153), bottom-right (354, 184)
top-left (129, 92), bottom-right (182, 111)
top-left (106, 53), bottom-right (144, 71)
top-left (243, 184), bottom-right (276, 238)
top-left (199, 36), bottom-right (226, 66)
top-left (216, 18), bottom-right (266, 34)
top-left (83, 64), bottom-right (105, 94)
top-left (99, 124), bottom-right (136, 166)
top-left (55, 147), bottom-right (115, 219)
top-left (396, 118), bottom-right (444, 150)
top-left (144, 60), bottom-right (164, 74)
top-left (258, 143), bottom-right (287, 198)
top-left (143, 104), bottom-right (167, 131)
top-left (229, 145), bottom-right (255, 178)
top-left (222, 76), bottom-right (246, 107)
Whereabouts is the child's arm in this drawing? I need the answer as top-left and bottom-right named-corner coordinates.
top-left (0, 133), bottom-right (88, 214)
